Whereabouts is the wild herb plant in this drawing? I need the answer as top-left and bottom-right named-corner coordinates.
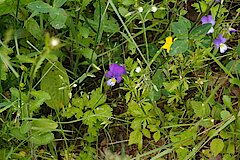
top-left (0, 0), bottom-right (239, 159)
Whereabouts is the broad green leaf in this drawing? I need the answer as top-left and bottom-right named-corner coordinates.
top-left (142, 128), bottom-right (151, 138)
top-left (118, 7), bottom-right (129, 17)
top-left (31, 118), bottom-right (58, 132)
top-left (222, 95), bottom-right (232, 110)
top-left (220, 110), bottom-right (231, 120)
top-left (210, 138), bottom-right (224, 157)
top-left (25, 18), bottom-right (42, 40)
top-left (190, 101), bottom-right (210, 118)
top-left (127, 100), bottom-right (144, 116)
top-left (180, 130), bottom-right (197, 146)
top-left (20, 121), bottom-right (31, 134)
top-left (122, 0), bottom-right (134, 6)
top-left (153, 131), bottom-right (161, 142)
top-left (230, 78), bottom-right (240, 87)
top-left (30, 132), bottom-right (54, 146)
top-left (169, 39), bottom-right (188, 56)
top-left (176, 147), bottom-right (188, 160)
top-left (30, 90), bottom-right (51, 112)
top-left (79, 26), bottom-right (90, 38)
top-left (171, 22), bottom-right (188, 39)
top-left (28, 1), bottom-right (52, 13)
top-left (80, 47), bottom-right (97, 62)
top-left (49, 8), bottom-right (67, 29)
top-left (179, 16), bottom-right (191, 30)
top-left (189, 23), bottom-right (212, 40)
top-left (53, 0), bottom-right (66, 8)
top-left (128, 130), bottom-right (143, 148)
top-left (0, 0), bottom-right (35, 15)
top-left (40, 61), bottom-right (71, 110)
top-left (10, 127), bottom-right (27, 140)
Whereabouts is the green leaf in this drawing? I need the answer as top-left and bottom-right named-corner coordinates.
top-left (89, 88), bottom-right (106, 108)
top-left (119, 7), bottom-right (129, 17)
top-left (179, 16), bottom-right (191, 30)
top-left (80, 47), bottom-right (97, 62)
top-left (40, 61), bottom-right (71, 110)
top-left (10, 127), bottom-right (27, 140)
top-left (169, 39), bottom-right (188, 56)
top-left (31, 118), bottom-right (58, 132)
top-left (222, 95), bottom-right (232, 110)
top-left (142, 128), bottom-right (151, 138)
top-left (122, 0), bottom-right (134, 6)
top-left (16, 54), bottom-right (35, 63)
top-left (53, 0), bottom-right (66, 8)
top-left (191, 1), bottom-right (207, 13)
top-left (28, 1), bottom-right (52, 13)
top-left (94, 104), bottom-right (113, 121)
top-left (153, 131), bottom-right (161, 142)
top-left (190, 101), bottom-right (210, 118)
top-left (30, 132), bottom-right (54, 146)
top-left (128, 130), bottom-right (143, 147)
top-left (171, 22), bottom-right (188, 39)
top-left (72, 97), bottom-right (85, 110)
top-left (230, 78), bottom-right (240, 87)
top-left (30, 90), bottom-right (51, 112)
top-left (189, 23), bottom-right (212, 40)
top-left (220, 110), bottom-right (231, 120)
top-left (210, 138), bottom-right (224, 157)
top-left (20, 121), bottom-right (31, 134)
top-left (49, 8), bottom-right (67, 29)
top-left (0, 0), bottom-right (35, 15)
top-left (127, 100), bottom-right (144, 116)
top-left (25, 18), bottom-right (42, 40)
top-left (81, 0), bottom-right (92, 11)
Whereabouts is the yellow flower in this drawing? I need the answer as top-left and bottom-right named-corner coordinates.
top-left (162, 36), bottom-right (177, 53)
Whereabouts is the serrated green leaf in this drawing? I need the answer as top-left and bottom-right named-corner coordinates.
top-left (72, 97), bottom-right (85, 109)
top-left (119, 6), bottom-right (129, 17)
top-left (169, 39), bottom-right (188, 56)
top-left (40, 61), bottom-right (71, 110)
top-left (171, 22), bottom-right (188, 39)
top-left (28, 1), bottom-right (52, 13)
top-left (94, 104), bottom-right (112, 121)
top-left (128, 100), bottom-right (144, 116)
top-left (210, 138), bottom-right (224, 157)
top-left (89, 88), bottom-right (106, 108)
top-left (189, 23), bottom-right (212, 40)
top-left (30, 132), bottom-right (54, 146)
top-left (30, 90), bottom-right (51, 112)
top-left (49, 8), bottom-right (67, 29)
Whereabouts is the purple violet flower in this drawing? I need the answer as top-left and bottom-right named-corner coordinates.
top-left (105, 63), bottom-right (126, 86)
top-left (216, 0), bottom-right (221, 2)
top-left (201, 15), bottom-right (215, 34)
top-left (213, 34), bottom-right (227, 53)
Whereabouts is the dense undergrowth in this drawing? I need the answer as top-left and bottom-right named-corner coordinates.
top-left (0, 0), bottom-right (239, 159)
